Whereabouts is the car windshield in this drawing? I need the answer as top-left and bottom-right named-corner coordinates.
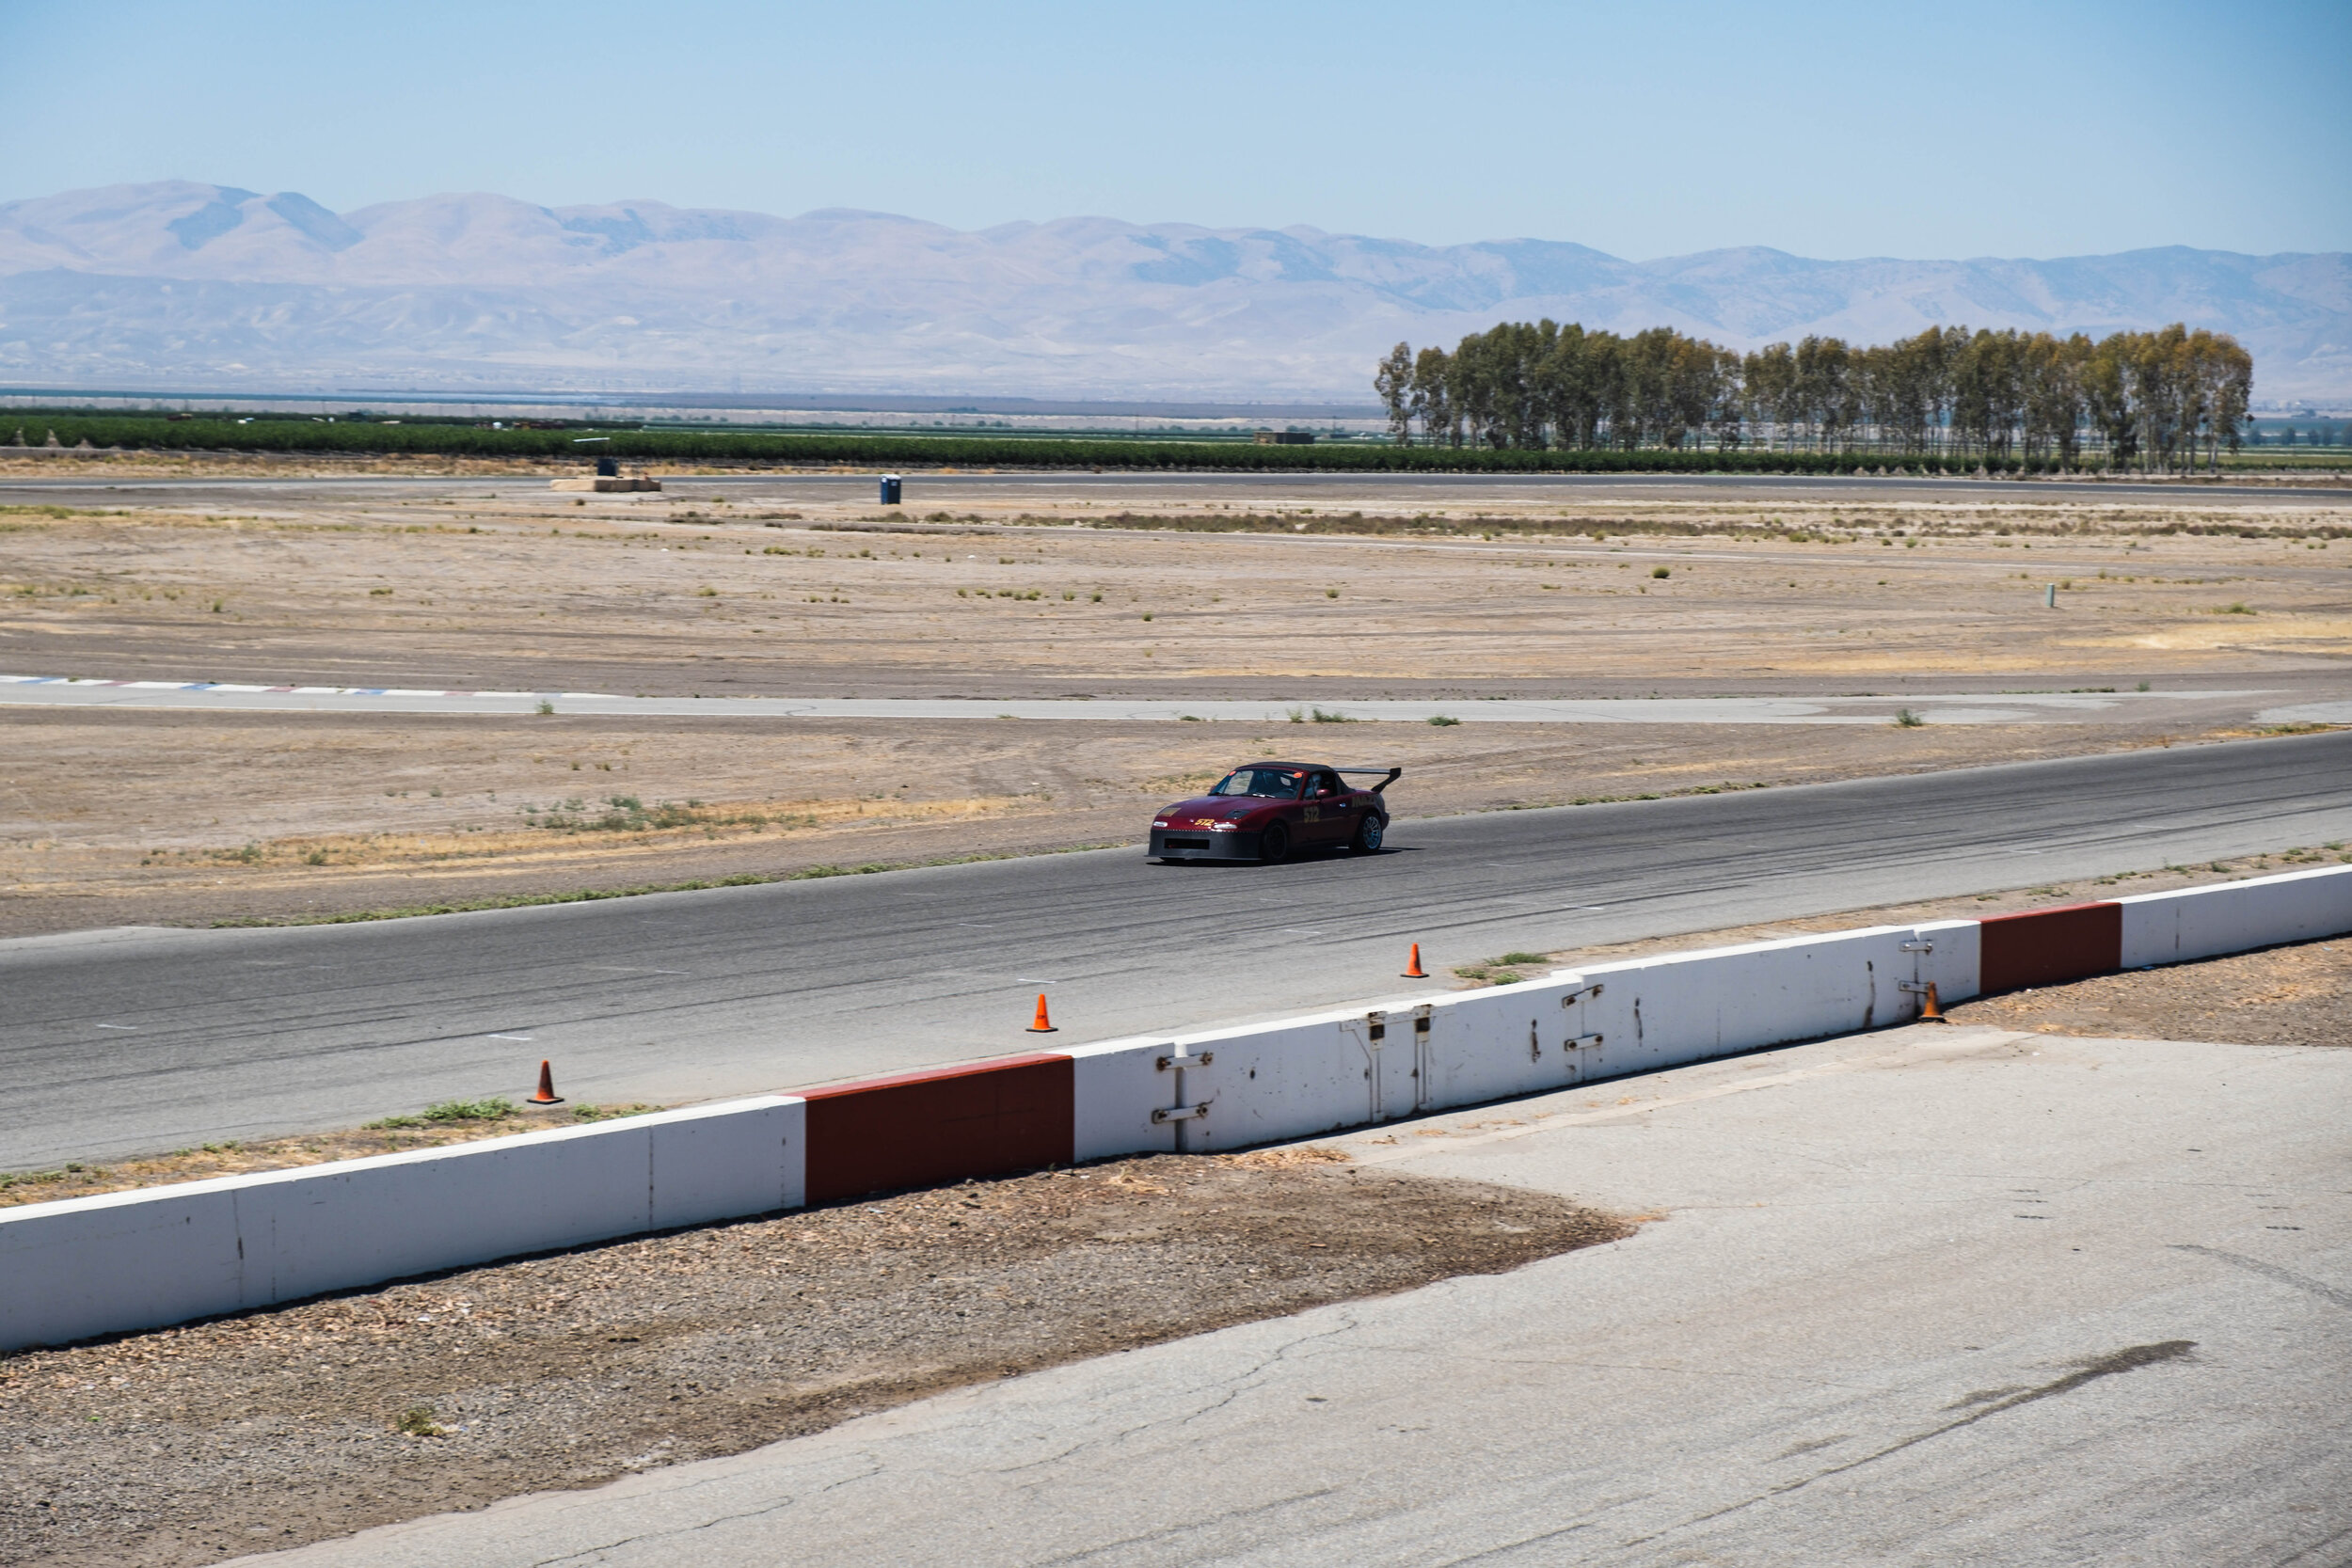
top-left (1208, 768), bottom-right (1304, 800)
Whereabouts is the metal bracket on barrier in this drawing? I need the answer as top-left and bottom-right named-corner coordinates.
top-left (1559, 982), bottom-right (1604, 1006)
top-left (1900, 941), bottom-right (1935, 953)
top-left (1154, 1043), bottom-right (1212, 1142)
top-left (1568, 1033), bottom-right (1604, 1048)
top-left (1898, 980), bottom-right (1933, 994)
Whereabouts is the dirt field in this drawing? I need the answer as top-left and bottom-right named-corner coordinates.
top-left (0, 1154), bottom-right (1628, 1568)
top-left (4, 467), bottom-right (2348, 934)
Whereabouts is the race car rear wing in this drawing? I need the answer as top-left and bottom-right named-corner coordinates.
top-left (1337, 767), bottom-right (1403, 794)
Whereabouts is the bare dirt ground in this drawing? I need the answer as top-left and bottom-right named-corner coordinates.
top-left (0, 1153), bottom-right (1628, 1568)
top-left (4, 464), bottom-right (2347, 935)
top-left (1944, 935), bottom-right (2352, 1046)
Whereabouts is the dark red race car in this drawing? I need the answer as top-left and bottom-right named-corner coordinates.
top-left (1149, 763), bottom-right (1399, 863)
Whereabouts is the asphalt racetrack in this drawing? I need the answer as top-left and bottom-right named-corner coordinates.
top-left (6, 730), bottom-right (2348, 1171)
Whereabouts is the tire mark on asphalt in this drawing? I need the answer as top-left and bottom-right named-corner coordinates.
top-left (2173, 1244), bottom-right (2352, 1312)
top-left (1628, 1339), bottom-right (2198, 1547)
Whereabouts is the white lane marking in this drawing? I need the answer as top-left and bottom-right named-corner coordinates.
top-left (584, 965), bottom-right (692, 974)
top-left (94, 1022), bottom-right (136, 1030)
top-left (1280, 927), bottom-right (1327, 936)
top-left (488, 1033), bottom-right (534, 1042)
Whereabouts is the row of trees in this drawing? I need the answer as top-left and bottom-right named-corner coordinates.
top-left (1374, 322), bottom-right (2254, 471)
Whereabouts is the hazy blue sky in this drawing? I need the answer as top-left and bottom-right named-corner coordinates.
top-left (5, 0), bottom-right (2345, 259)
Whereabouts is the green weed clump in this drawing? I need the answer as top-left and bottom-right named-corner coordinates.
top-left (394, 1406), bottom-right (446, 1437)
top-left (520, 795), bottom-right (783, 834)
top-left (1454, 952), bottom-right (1552, 986)
top-left (367, 1097), bottom-right (518, 1129)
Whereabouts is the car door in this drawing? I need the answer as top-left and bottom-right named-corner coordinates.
top-left (1300, 770), bottom-right (1348, 846)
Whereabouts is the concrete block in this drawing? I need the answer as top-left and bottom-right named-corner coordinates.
top-left (2117, 863), bottom-right (2352, 968)
top-left (1574, 926), bottom-right (1933, 1076)
top-left (1066, 1039), bottom-right (1178, 1163)
top-left (1912, 919), bottom-right (1982, 1004)
top-left (1163, 1008), bottom-right (1392, 1150)
top-left (0, 1182), bottom-right (247, 1353)
top-left (1979, 902), bottom-right (2122, 991)
top-left (648, 1097), bottom-right (805, 1229)
top-left (0, 1095), bottom-right (813, 1353)
top-left (241, 1124), bottom-right (659, 1306)
top-left (1418, 974), bottom-right (1598, 1109)
top-left (803, 1055), bottom-right (1072, 1203)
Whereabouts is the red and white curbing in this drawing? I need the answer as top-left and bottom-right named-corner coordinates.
top-left (5, 863), bottom-right (2346, 1352)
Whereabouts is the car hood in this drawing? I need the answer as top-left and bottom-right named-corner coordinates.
top-left (1158, 796), bottom-right (1272, 821)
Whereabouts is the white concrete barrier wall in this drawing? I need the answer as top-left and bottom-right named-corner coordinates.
top-left (1066, 920), bottom-right (1984, 1159)
top-left (1545, 920), bottom-right (1980, 1080)
top-left (0, 1096), bottom-right (804, 1354)
top-left (1163, 1009), bottom-right (1408, 1151)
top-left (1067, 1039), bottom-right (1180, 1163)
top-left (2116, 864), bottom-right (2352, 969)
top-left (1419, 974), bottom-right (1602, 1110)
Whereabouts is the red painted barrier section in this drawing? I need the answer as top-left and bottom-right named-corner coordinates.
top-left (1979, 901), bottom-right (2122, 993)
top-left (802, 1053), bottom-right (1074, 1204)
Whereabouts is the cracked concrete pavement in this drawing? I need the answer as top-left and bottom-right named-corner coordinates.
top-left (230, 1021), bottom-right (2352, 1566)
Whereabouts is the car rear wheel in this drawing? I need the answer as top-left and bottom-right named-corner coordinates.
top-left (1257, 822), bottom-right (1290, 864)
top-left (1351, 815), bottom-right (1385, 853)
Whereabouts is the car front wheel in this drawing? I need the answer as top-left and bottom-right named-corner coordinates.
top-left (1351, 815), bottom-right (1385, 853)
top-left (1257, 822), bottom-right (1290, 864)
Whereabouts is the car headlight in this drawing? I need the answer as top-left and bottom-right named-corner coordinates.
top-left (1208, 821), bottom-right (1239, 832)
top-left (1152, 820), bottom-right (1168, 828)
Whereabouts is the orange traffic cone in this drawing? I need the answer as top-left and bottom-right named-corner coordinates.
top-left (528, 1059), bottom-right (564, 1104)
top-left (1918, 982), bottom-right (1947, 1024)
top-left (1403, 942), bottom-right (1428, 979)
top-left (1026, 993), bottom-right (1057, 1033)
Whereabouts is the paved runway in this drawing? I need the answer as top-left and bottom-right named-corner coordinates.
top-left (5, 732), bottom-right (2347, 1170)
top-left (230, 1022), bottom-right (2352, 1567)
top-left (1, 673), bottom-right (2315, 726)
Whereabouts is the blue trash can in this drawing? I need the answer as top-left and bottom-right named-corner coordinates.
top-left (880, 474), bottom-right (902, 505)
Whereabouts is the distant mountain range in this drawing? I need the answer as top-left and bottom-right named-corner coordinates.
top-left (1, 182), bottom-right (2344, 402)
